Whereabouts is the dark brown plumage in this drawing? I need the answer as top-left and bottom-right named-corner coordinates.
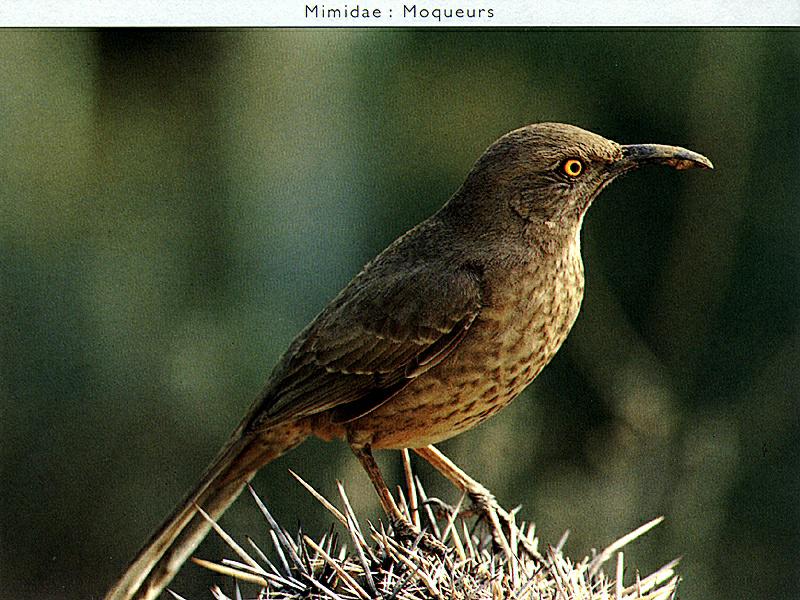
top-left (106, 123), bottom-right (712, 600)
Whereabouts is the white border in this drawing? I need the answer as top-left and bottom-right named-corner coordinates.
top-left (1, 0), bottom-right (798, 27)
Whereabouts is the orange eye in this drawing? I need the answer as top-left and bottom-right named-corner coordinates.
top-left (562, 158), bottom-right (584, 177)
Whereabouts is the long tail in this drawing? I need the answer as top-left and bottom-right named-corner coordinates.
top-left (105, 420), bottom-right (311, 600)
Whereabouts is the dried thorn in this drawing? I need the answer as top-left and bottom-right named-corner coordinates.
top-left (289, 470), bottom-right (348, 527)
top-left (353, 542), bottom-right (379, 596)
top-left (324, 524), bottom-right (336, 557)
top-left (248, 485), bottom-right (306, 572)
top-left (545, 546), bottom-right (570, 599)
top-left (385, 563), bottom-right (417, 600)
top-left (461, 519), bottom-right (476, 562)
top-left (304, 534), bottom-right (371, 600)
top-left (195, 504), bottom-right (264, 574)
top-left (615, 552), bottom-right (624, 600)
top-left (508, 533), bottom-right (520, 587)
top-left (214, 557), bottom-right (302, 590)
top-left (589, 516), bottom-right (665, 578)
top-left (209, 586), bottom-right (228, 600)
top-left (373, 527), bottom-right (443, 600)
top-left (221, 557), bottom-right (270, 575)
top-left (246, 536), bottom-right (285, 579)
top-left (624, 557), bottom-right (680, 596)
top-left (269, 529), bottom-right (293, 578)
top-left (401, 449), bottom-right (420, 529)
top-left (298, 524), bottom-right (319, 578)
top-left (525, 522), bottom-right (538, 548)
top-left (510, 571), bottom-right (540, 600)
top-left (336, 481), bottom-right (370, 552)
top-left (413, 476), bottom-right (442, 539)
top-left (439, 492), bottom-right (467, 562)
top-left (396, 484), bottom-right (412, 523)
top-left (345, 512), bottom-right (379, 597)
top-left (554, 529), bottom-right (570, 553)
top-left (191, 557), bottom-right (268, 587)
top-left (301, 570), bottom-right (346, 600)
top-left (619, 563), bottom-right (680, 600)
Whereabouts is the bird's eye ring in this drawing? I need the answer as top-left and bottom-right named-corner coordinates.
top-left (561, 158), bottom-right (584, 178)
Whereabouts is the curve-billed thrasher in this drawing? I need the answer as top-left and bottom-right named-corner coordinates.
top-left (106, 123), bottom-right (712, 599)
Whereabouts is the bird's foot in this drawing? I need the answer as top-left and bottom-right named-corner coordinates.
top-left (467, 487), bottom-right (541, 560)
top-left (390, 515), bottom-right (448, 556)
top-left (421, 490), bottom-right (531, 559)
top-left (410, 445), bottom-right (540, 559)
top-left (466, 487), bottom-right (512, 557)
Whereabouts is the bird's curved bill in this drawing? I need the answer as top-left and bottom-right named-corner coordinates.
top-left (620, 143), bottom-right (714, 171)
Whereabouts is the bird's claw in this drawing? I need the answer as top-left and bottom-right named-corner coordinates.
top-left (390, 516), bottom-right (448, 556)
top-left (467, 488), bottom-right (540, 559)
top-left (416, 484), bottom-right (541, 560)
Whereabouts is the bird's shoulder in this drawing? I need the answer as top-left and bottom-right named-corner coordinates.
top-left (306, 216), bottom-right (485, 369)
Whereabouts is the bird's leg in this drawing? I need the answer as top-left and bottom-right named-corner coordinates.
top-left (350, 443), bottom-right (446, 554)
top-left (413, 445), bottom-right (539, 559)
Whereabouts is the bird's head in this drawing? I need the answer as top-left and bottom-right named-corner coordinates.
top-left (446, 122), bottom-right (712, 240)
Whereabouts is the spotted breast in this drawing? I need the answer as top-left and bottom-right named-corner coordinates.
top-left (343, 228), bottom-right (586, 450)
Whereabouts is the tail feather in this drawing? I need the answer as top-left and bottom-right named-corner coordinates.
top-left (105, 421), bottom-right (311, 600)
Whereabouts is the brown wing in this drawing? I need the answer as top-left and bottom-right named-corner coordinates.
top-left (250, 262), bottom-right (483, 429)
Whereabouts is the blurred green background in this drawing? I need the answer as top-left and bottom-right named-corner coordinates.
top-left (1, 29), bottom-right (798, 599)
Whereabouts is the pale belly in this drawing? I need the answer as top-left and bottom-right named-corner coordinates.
top-left (344, 249), bottom-right (585, 449)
